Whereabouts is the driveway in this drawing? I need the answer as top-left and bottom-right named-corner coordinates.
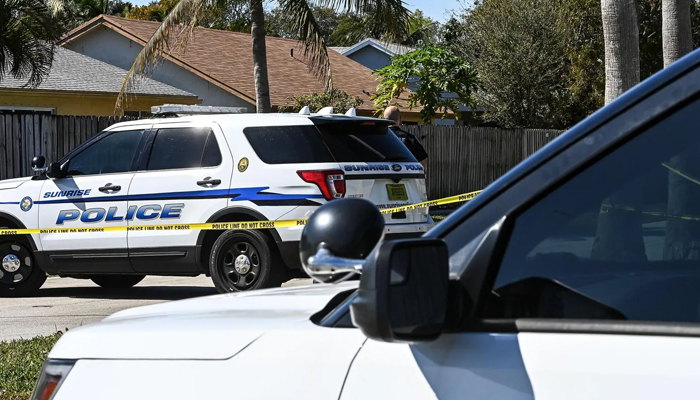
top-left (0, 275), bottom-right (312, 342)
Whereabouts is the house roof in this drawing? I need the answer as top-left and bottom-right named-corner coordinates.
top-left (0, 46), bottom-right (196, 98)
top-left (333, 38), bottom-right (415, 57)
top-left (59, 15), bottom-right (416, 112)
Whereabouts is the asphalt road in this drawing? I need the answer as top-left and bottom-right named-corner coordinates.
top-left (0, 275), bottom-right (313, 342)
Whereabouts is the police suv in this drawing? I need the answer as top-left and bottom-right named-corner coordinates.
top-left (0, 105), bottom-right (431, 296)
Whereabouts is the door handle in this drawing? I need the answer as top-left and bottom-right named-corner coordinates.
top-left (99, 184), bottom-right (121, 193)
top-left (197, 178), bottom-right (221, 187)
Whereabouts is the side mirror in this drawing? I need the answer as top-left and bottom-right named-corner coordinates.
top-left (31, 156), bottom-right (46, 173)
top-left (300, 198), bottom-right (385, 283)
top-left (351, 238), bottom-right (449, 343)
top-left (299, 197), bottom-right (450, 343)
top-left (46, 162), bottom-right (67, 179)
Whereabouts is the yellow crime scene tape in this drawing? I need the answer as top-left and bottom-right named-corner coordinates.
top-left (0, 190), bottom-right (484, 236)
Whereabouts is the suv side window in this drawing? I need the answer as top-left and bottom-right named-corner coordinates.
top-left (147, 127), bottom-right (221, 171)
top-left (68, 130), bottom-right (144, 176)
top-left (485, 97), bottom-right (700, 324)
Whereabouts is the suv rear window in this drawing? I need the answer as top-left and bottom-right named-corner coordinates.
top-left (243, 122), bottom-right (417, 164)
top-left (316, 122), bottom-right (417, 162)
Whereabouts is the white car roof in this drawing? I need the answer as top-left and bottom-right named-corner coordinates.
top-left (107, 113), bottom-right (388, 131)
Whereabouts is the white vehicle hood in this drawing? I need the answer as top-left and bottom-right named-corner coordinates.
top-left (49, 282), bottom-right (358, 360)
top-left (0, 177), bottom-right (31, 191)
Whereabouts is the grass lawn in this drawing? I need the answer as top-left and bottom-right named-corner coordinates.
top-left (0, 332), bottom-right (62, 400)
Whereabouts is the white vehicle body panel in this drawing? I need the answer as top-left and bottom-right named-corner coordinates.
top-left (47, 282), bottom-right (700, 400)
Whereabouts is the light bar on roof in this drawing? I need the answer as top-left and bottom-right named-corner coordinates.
top-left (151, 104), bottom-right (248, 115)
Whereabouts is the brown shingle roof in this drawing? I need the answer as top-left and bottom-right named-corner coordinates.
top-left (60, 15), bottom-right (416, 112)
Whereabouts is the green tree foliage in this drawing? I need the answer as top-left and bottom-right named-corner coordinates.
top-left (329, 9), bottom-right (440, 47)
top-left (278, 88), bottom-right (363, 113)
top-left (459, 0), bottom-right (574, 128)
top-left (445, 0), bottom-right (700, 128)
top-left (0, 0), bottom-right (64, 87)
top-left (265, 5), bottom-right (340, 40)
top-left (373, 46), bottom-right (478, 123)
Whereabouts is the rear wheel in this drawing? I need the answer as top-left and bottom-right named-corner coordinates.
top-left (0, 238), bottom-right (46, 297)
top-left (91, 275), bottom-right (145, 289)
top-left (209, 230), bottom-right (283, 292)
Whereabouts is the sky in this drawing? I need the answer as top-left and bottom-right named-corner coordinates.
top-left (127, 0), bottom-right (467, 23)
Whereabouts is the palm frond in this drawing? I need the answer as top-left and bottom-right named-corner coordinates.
top-left (46, 0), bottom-right (67, 16)
top-left (279, 0), bottom-right (333, 91)
top-left (115, 0), bottom-right (210, 112)
top-left (316, 0), bottom-right (411, 43)
top-left (0, 0), bottom-right (62, 88)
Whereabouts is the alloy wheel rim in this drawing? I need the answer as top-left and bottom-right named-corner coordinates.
top-left (221, 240), bottom-right (262, 290)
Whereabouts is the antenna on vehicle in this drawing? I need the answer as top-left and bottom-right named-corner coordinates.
top-left (345, 108), bottom-right (357, 117)
top-left (299, 106), bottom-right (311, 115)
top-left (317, 106), bottom-right (334, 115)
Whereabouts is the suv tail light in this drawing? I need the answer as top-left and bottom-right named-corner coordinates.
top-left (297, 170), bottom-right (346, 201)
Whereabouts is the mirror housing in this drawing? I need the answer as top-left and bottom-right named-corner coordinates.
top-left (351, 238), bottom-right (449, 343)
top-left (300, 198), bottom-right (385, 282)
top-left (31, 156), bottom-right (47, 173)
top-left (46, 162), bottom-right (67, 179)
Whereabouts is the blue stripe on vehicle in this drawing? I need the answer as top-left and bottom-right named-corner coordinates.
top-left (229, 187), bottom-right (323, 201)
top-left (0, 202), bottom-right (19, 205)
top-left (30, 187), bottom-right (322, 205)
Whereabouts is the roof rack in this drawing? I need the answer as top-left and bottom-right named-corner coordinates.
top-left (151, 104), bottom-right (248, 117)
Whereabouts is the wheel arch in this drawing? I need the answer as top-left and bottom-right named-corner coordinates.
top-left (0, 211), bottom-right (38, 251)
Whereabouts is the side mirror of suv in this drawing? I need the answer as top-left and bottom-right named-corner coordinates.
top-left (46, 162), bottom-right (67, 179)
top-left (31, 156), bottom-right (47, 173)
top-left (300, 197), bottom-right (449, 343)
top-left (351, 238), bottom-right (449, 343)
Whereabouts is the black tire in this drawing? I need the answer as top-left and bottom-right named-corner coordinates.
top-left (209, 230), bottom-right (283, 293)
top-left (0, 238), bottom-right (46, 297)
top-left (91, 275), bottom-right (145, 289)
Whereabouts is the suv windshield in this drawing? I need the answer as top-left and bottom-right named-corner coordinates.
top-left (243, 121), bottom-right (417, 164)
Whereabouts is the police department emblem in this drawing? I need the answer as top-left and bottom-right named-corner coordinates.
top-left (238, 157), bottom-right (249, 173)
top-left (20, 197), bottom-right (32, 212)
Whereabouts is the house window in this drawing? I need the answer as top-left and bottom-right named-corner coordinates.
top-left (0, 106), bottom-right (56, 115)
top-left (124, 111), bottom-right (152, 118)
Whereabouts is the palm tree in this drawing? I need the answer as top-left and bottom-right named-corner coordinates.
top-left (98, 0), bottom-right (410, 113)
top-left (0, 0), bottom-right (64, 87)
top-left (590, 0), bottom-right (645, 262)
top-left (662, 0), bottom-right (696, 261)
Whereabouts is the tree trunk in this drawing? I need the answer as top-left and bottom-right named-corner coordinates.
top-left (662, 0), bottom-right (693, 67)
top-left (591, 0), bottom-right (645, 262)
top-left (601, 0), bottom-right (640, 104)
top-left (663, 0), bottom-right (697, 262)
top-left (250, 0), bottom-right (271, 113)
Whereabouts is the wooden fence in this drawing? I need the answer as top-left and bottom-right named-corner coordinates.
top-left (0, 115), bottom-right (135, 180)
top-left (0, 115), bottom-right (564, 205)
top-left (403, 125), bottom-right (564, 202)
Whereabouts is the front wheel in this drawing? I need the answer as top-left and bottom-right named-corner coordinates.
top-left (0, 238), bottom-right (46, 297)
top-left (209, 230), bottom-right (283, 292)
top-left (91, 275), bottom-right (145, 289)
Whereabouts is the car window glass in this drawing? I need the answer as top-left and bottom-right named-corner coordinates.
top-left (486, 98), bottom-right (700, 323)
top-left (243, 126), bottom-right (334, 164)
top-left (148, 127), bottom-right (214, 171)
top-left (202, 134), bottom-right (222, 167)
top-left (68, 130), bottom-right (143, 176)
top-left (316, 123), bottom-right (417, 163)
